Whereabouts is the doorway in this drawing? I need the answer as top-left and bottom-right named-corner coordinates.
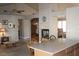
top-left (31, 18), bottom-right (39, 42)
top-left (18, 19), bottom-right (24, 40)
top-left (58, 19), bottom-right (66, 38)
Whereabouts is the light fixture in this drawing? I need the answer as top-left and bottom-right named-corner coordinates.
top-left (33, 22), bottom-right (38, 25)
top-left (0, 28), bottom-right (6, 37)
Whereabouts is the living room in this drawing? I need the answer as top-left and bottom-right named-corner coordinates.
top-left (0, 3), bottom-right (79, 56)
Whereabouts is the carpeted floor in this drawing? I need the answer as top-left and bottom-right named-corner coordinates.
top-left (0, 41), bottom-right (31, 56)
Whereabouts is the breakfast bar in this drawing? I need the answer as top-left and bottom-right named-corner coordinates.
top-left (28, 39), bottom-right (79, 56)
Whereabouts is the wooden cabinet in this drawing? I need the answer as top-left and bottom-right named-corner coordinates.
top-left (54, 43), bottom-right (79, 56)
top-left (66, 45), bottom-right (75, 56)
top-left (54, 44), bottom-right (78, 56)
top-left (54, 50), bottom-right (66, 56)
top-left (74, 43), bottom-right (79, 56)
top-left (75, 48), bottom-right (79, 56)
top-left (30, 42), bottom-right (79, 56)
top-left (34, 50), bottom-right (51, 56)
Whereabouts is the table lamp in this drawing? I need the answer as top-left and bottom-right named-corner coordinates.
top-left (0, 28), bottom-right (6, 37)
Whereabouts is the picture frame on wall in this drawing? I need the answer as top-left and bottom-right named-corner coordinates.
top-left (42, 16), bottom-right (47, 22)
top-left (8, 23), bottom-right (14, 28)
top-left (2, 20), bottom-right (8, 25)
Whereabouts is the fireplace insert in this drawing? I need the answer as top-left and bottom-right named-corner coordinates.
top-left (41, 29), bottom-right (49, 39)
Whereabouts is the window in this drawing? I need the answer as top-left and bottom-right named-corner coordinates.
top-left (58, 20), bottom-right (66, 32)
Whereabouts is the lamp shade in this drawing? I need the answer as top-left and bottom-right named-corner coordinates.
top-left (0, 28), bottom-right (5, 32)
top-left (0, 28), bottom-right (6, 37)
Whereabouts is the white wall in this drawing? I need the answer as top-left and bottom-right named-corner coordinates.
top-left (0, 4), bottom-right (38, 41)
top-left (39, 4), bottom-right (58, 42)
top-left (0, 15), bottom-right (19, 42)
top-left (23, 18), bottom-right (31, 40)
top-left (0, 15), bottom-right (32, 42)
top-left (66, 7), bottom-right (79, 39)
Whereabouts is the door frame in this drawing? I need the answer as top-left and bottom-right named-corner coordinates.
top-left (31, 18), bottom-right (39, 42)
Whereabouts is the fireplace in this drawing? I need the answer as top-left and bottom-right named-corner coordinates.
top-left (1, 36), bottom-right (9, 44)
top-left (41, 29), bottom-right (49, 39)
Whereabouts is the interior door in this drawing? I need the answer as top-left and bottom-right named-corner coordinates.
top-left (18, 19), bottom-right (24, 40)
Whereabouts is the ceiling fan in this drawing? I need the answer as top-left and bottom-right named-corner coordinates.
top-left (12, 9), bottom-right (24, 13)
top-left (3, 9), bottom-right (24, 14)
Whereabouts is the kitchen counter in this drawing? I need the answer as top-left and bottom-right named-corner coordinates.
top-left (28, 38), bottom-right (79, 56)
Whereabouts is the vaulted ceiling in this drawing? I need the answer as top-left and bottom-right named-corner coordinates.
top-left (57, 3), bottom-right (79, 11)
top-left (0, 3), bottom-right (79, 16)
top-left (26, 3), bottom-right (38, 11)
top-left (0, 3), bottom-right (39, 11)
top-left (26, 3), bottom-right (79, 11)
top-left (0, 3), bottom-right (11, 6)
top-left (0, 3), bottom-right (79, 11)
